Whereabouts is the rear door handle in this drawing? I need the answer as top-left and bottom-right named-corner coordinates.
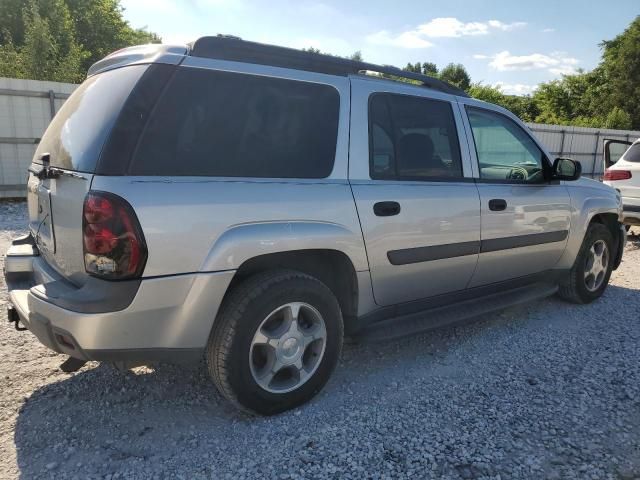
top-left (374, 201), bottom-right (401, 217)
top-left (488, 199), bottom-right (507, 211)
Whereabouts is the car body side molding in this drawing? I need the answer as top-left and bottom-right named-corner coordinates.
top-left (387, 230), bottom-right (569, 265)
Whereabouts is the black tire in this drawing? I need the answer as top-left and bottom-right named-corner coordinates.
top-left (207, 269), bottom-right (343, 415)
top-left (558, 223), bottom-right (614, 304)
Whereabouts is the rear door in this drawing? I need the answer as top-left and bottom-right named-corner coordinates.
top-left (349, 78), bottom-right (480, 306)
top-left (459, 101), bottom-right (572, 287)
top-left (28, 65), bottom-right (149, 285)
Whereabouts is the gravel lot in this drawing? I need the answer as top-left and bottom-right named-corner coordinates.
top-left (1, 199), bottom-right (640, 479)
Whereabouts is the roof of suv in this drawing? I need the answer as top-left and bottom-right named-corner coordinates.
top-left (88, 37), bottom-right (469, 98)
top-left (189, 36), bottom-right (469, 97)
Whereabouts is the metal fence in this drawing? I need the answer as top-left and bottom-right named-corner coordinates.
top-left (0, 77), bottom-right (76, 198)
top-left (1, 75), bottom-right (639, 197)
top-left (527, 123), bottom-right (640, 178)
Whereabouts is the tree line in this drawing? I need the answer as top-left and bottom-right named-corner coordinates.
top-left (401, 16), bottom-right (640, 130)
top-left (0, 0), bottom-right (159, 83)
top-left (0, 2), bottom-right (638, 130)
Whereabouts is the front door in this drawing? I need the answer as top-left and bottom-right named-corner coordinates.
top-left (460, 103), bottom-right (572, 287)
top-left (349, 80), bottom-right (481, 306)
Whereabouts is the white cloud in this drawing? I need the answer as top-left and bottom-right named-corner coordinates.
top-left (542, 27), bottom-right (556, 33)
top-left (487, 20), bottom-right (528, 31)
top-left (366, 17), bottom-right (525, 48)
top-left (418, 17), bottom-right (526, 38)
top-left (493, 81), bottom-right (537, 95)
top-left (417, 18), bottom-right (490, 37)
top-left (479, 50), bottom-right (579, 74)
top-left (367, 30), bottom-right (433, 49)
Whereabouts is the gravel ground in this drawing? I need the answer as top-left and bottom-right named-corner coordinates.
top-left (1, 199), bottom-right (640, 479)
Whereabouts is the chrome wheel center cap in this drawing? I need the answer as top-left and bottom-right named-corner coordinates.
top-left (280, 336), bottom-right (301, 360)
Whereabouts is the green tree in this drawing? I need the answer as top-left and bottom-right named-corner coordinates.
top-left (529, 16), bottom-right (640, 129)
top-left (468, 83), bottom-right (505, 104)
top-left (468, 83), bottom-right (539, 122)
top-left (349, 50), bottom-right (363, 62)
top-left (403, 61), bottom-right (438, 77)
top-left (64, 0), bottom-right (159, 72)
top-left (603, 107), bottom-right (633, 129)
top-left (0, 36), bottom-right (23, 78)
top-left (439, 63), bottom-right (471, 91)
top-left (403, 62), bottom-right (422, 74)
top-left (421, 62), bottom-right (438, 76)
top-left (599, 16), bottom-right (640, 128)
top-left (0, 0), bottom-right (160, 82)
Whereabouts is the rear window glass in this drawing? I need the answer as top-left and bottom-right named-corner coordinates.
top-left (623, 143), bottom-right (640, 163)
top-left (130, 67), bottom-right (340, 178)
top-left (34, 65), bottom-right (147, 172)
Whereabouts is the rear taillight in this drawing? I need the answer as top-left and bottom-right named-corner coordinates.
top-left (83, 192), bottom-right (147, 279)
top-left (603, 169), bottom-right (632, 181)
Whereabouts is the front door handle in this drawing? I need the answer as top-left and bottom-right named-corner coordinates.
top-left (488, 199), bottom-right (507, 211)
top-left (374, 201), bottom-right (401, 217)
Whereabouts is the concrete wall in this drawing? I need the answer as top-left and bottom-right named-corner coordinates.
top-left (0, 77), bottom-right (77, 198)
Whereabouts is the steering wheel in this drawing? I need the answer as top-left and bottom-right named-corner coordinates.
top-left (508, 166), bottom-right (529, 181)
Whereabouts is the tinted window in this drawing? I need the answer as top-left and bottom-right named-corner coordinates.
top-left (606, 141), bottom-right (629, 166)
top-left (467, 107), bottom-right (545, 183)
top-left (130, 68), bottom-right (340, 178)
top-left (369, 93), bottom-right (463, 180)
top-left (35, 65), bottom-right (147, 172)
top-left (622, 143), bottom-right (640, 163)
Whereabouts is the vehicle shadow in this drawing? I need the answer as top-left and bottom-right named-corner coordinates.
top-left (12, 284), bottom-right (637, 477)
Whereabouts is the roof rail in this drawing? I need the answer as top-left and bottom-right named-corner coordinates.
top-left (188, 36), bottom-right (470, 97)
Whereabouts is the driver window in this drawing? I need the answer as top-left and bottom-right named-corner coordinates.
top-left (467, 107), bottom-right (545, 183)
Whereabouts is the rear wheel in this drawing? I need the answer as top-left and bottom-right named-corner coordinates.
top-left (558, 223), bottom-right (614, 304)
top-left (207, 270), bottom-right (343, 415)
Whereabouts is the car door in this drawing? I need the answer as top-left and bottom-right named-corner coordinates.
top-left (458, 101), bottom-right (572, 287)
top-left (604, 139), bottom-right (633, 168)
top-left (349, 78), bottom-right (481, 306)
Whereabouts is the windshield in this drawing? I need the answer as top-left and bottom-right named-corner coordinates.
top-left (34, 65), bottom-right (147, 172)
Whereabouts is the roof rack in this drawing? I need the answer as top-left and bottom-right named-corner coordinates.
top-left (188, 36), bottom-right (470, 97)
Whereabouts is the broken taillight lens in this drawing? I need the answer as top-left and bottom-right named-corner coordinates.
top-left (83, 191), bottom-right (147, 279)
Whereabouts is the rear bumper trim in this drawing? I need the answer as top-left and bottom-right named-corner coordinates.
top-left (5, 234), bottom-right (235, 361)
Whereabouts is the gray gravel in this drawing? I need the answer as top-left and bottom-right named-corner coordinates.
top-left (1, 199), bottom-right (640, 479)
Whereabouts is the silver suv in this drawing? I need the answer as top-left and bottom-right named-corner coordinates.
top-left (4, 38), bottom-right (626, 414)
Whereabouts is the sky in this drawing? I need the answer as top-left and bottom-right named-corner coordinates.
top-left (120, 0), bottom-right (638, 95)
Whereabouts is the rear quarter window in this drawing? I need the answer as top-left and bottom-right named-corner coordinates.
top-left (34, 65), bottom-right (148, 172)
top-left (622, 143), bottom-right (640, 163)
top-left (130, 67), bottom-right (340, 178)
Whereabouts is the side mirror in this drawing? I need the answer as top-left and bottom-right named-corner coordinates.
top-left (552, 157), bottom-right (581, 181)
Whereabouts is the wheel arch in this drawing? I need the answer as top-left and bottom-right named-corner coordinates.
top-left (589, 212), bottom-right (624, 270)
top-left (224, 249), bottom-right (360, 324)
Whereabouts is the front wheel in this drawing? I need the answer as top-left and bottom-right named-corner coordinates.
top-left (207, 270), bottom-right (343, 415)
top-left (558, 223), bottom-right (614, 304)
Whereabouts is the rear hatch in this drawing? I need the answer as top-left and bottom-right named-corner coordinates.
top-left (28, 65), bottom-right (150, 286)
top-left (607, 142), bottom-right (640, 199)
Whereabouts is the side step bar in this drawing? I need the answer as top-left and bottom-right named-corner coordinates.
top-left (356, 282), bottom-right (558, 342)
